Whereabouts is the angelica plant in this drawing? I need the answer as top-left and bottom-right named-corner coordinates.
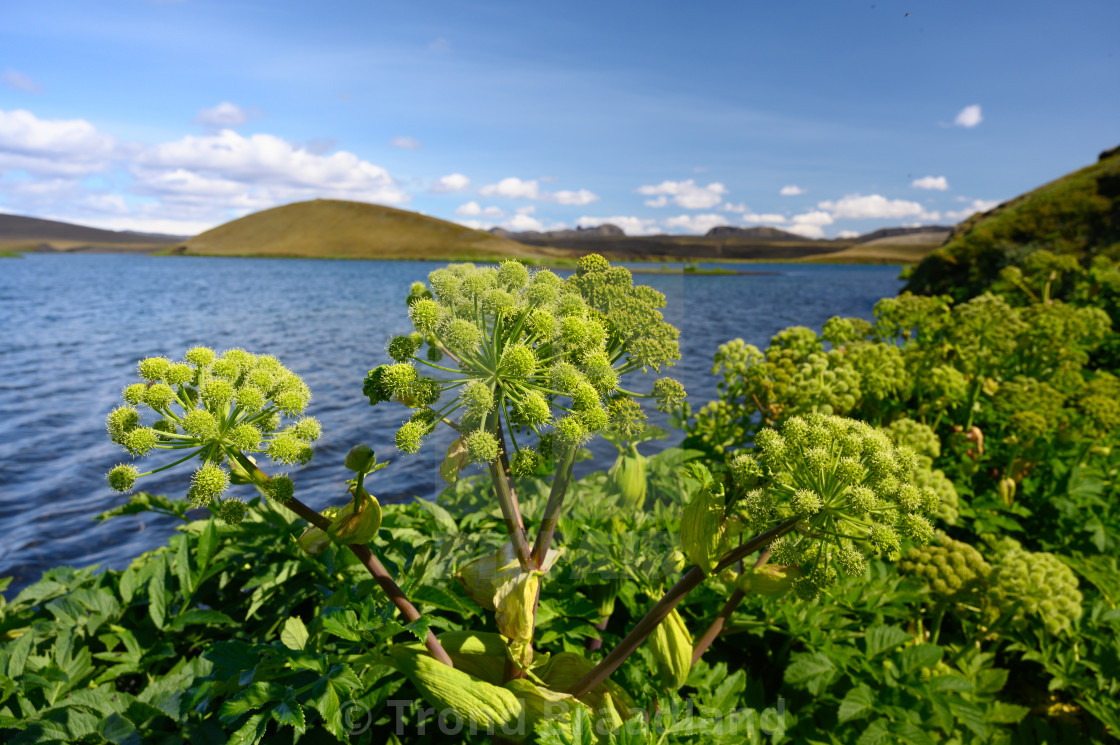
top-left (103, 346), bottom-right (453, 665)
top-left (364, 255), bottom-right (684, 672)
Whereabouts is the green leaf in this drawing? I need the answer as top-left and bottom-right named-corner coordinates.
top-left (6, 628), bottom-right (34, 678)
top-left (196, 519), bottom-right (219, 572)
top-left (321, 610), bottom-right (362, 642)
top-left (891, 721), bottom-right (937, 745)
top-left (417, 497), bottom-right (459, 534)
top-left (897, 643), bottom-right (942, 674)
top-left (863, 625), bottom-right (911, 658)
top-left (856, 719), bottom-right (892, 745)
top-left (403, 616), bottom-right (433, 644)
top-left (784, 652), bottom-right (836, 696)
top-left (952, 699), bottom-right (988, 738)
top-left (280, 617), bottom-right (309, 651)
top-left (219, 682), bottom-right (286, 723)
top-left (169, 609), bottom-right (234, 631)
top-left (227, 712), bottom-right (270, 745)
top-left (147, 566), bottom-right (168, 631)
top-left (95, 492), bottom-right (191, 522)
top-left (986, 701), bottom-right (1029, 724)
top-left (97, 712), bottom-right (142, 745)
top-left (270, 690), bottom-right (306, 732)
top-left (974, 667), bottom-right (1009, 695)
top-left (838, 684), bottom-right (875, 723)
top-left (927, 674), bottom-right (973, 693)
top-left (175, 533), bottom-right (194, 597)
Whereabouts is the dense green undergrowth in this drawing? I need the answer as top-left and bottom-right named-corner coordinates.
top-left (3, 253), bottom-right (1120, 744)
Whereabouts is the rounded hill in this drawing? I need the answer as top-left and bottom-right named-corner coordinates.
top-left (177, 199), bottom-right (538, 260)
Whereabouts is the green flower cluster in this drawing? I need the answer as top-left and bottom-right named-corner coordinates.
top-left (104, 347), bottom-right (318, 522)
top-left (899, 535), bottom-right (991, 603)
top-left (363, 256), bottom-right (683, 466)
top-left (990, 548), bottom-right (1083, 635)
top-left (724, 412), bottom-right (937, 600)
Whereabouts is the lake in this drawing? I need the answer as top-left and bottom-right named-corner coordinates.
top-left (0, 254), bottom-right (904, 593)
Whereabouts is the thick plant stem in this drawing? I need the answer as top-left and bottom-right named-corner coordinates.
top-left (487, 460), bottom-right (534, 573)
top-left (232, 454), bottom-right (453, 667)
top-left (488, 416), bottom-right (533, 572)
top-left (690, 548), bottom-right (772, 667)
top-left (691, 590), bottom-right (745, 667)
top-left (567, 518), bottom-right (798, 699)
top-left (531, 445), bottom-right (576, 566)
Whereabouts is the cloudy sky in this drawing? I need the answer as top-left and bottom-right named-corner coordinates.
top-left (1, 0), bottom-right (1117, 238)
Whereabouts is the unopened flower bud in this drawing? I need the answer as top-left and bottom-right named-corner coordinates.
top-left (184, 346), bottom-right (216, 367)
top-left (190, 463), bottom-right (229, 504)
top-left (395, 421), bottom-right (424, 454)
top-left (183, 409), bottom-right (218, 439)
top-left (466, 430), bottom-right (500, 463)
top-left (137, 357), bottom-right (171, 381)
top-left (123, 384), bottom-right (147, 405)
top-left (124, 427), bottom-right (158, 456)
top-left (345, 444), bottom-right (377, 473)
top-left (218, 499), bottom-right (247, 525)
top-left (265, 475), bottom-right (295, 502)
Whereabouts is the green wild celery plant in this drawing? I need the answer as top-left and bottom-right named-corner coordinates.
top-left (103, 346), bottom-right (454, 665)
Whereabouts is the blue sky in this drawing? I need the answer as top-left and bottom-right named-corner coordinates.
top-left (1, 0), bottom-right (1117, 238)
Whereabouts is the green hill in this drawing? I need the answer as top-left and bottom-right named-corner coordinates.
top-left (175, 199), bottom-right (541, 261)
top-left (906, 145), bottom-right (1120, 300)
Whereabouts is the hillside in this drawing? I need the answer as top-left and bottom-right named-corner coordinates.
top-left (0, 214), bottom-right (181, 252)
top-left (177, 199), bottom-right (539, 260)
top-left (906, 145), bottom-right (1120, 300)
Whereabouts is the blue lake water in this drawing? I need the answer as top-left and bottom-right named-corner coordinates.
top-left (0, 254), bottom-right (904, 593)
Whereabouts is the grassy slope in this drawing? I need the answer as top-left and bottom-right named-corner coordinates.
top-left (906, 145), bottom-right (1120, 300)
top-left (177, 199), bottom-right (540, 260)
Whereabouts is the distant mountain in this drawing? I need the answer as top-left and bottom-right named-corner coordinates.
top-left (705, 225), bottom-right (807, 241)
top-left (0, 213), bottom-right (185, 250)
top-left (179, 199), bottom-right (536, 260)
top-left (853, 225), bottom-right (953, 244)
top-left (907, 144), bottom-right (1120, 300)
top-left (490, 224), bottom-right (627, 240)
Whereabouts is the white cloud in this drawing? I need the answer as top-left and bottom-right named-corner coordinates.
top-left (551, 189), bottom-right (599, 206)
top-left (430, 173), bottom-right (471, 193)
top-left (792, 210), bottom-right (835, 227)
top-left (507, 213), bottom-right (545, 231)
top-left (480, 177), bottom-right (541, 200)
top-left (455, 201), bottom-right (504, 219)
top-left (636, 180), bottom-right (728, 209)
top-left (663, 213), bottom-right (727, 234)
top-left (0, 108), bottom-right (116, 176)
top-left (780, 185), bottom-right (806, 196)
top-left (836, 230), bottom-right (860, 239)
top-left (135, 129), bottom-right (409, 205)
top-left (954, 104), bottom-right (983, 128)
top-left (945, 198), bottom-right (999, 221)
top-left (818, 194), bottom-right (937, 221)
top-left (516, 205), bottom-right (536, 215)
top-left (578, 215), bottom-right (658, 236)
top-left (3, 69), bottom-right (41, 94)
top-left (912, 175), bottom-right (949, 191)
top-left (784, 224), bottom-right (825, 239)
top-left (741, 212), bottom-right (788, 224)
top-left (390, 136), bottom-right (422, 150)
top-left (193, 102), bottom-right (248, 128)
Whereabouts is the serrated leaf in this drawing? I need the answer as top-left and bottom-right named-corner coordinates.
top-left (169, 609), bottom-right (234, 631)
top-left (892, 721), bottom-right (937, 745)
top-left (280, 617), bottom-right (309, 651)
top-left (147, 568), bottom-right (167, 631)
top-left (838, 684), bottom-right (875, 723)
top-left (196, 519), bottom-right (218, 572)
top-left (417, 497), bottom-right (458, 534)
top-left (98, 712), bottom-right (141, 745)
top-left (927, 674), bottom-right (973, 693)
top-left (227, 712), bottom-right (270, 745)
top-left (856, 719), bottom-right (892, 745)
top-left (986, 701), bottom-right (1029, 724)
top-left (784, 652), bottom-right (836, 696)
top-left (403, 616), bottom-right (433, 644)
top-left (6, 627), bottom-right (34, 678)
top-left (974, 667), bottom-right (1009, 695)
top-left (897, 643), bottom-right (942, 674)
top-left (219, 682), bottom-right (286, 723)
top-left (321, 610), bottom-right (361, 642)
top-left (270, 690), bottom-right (306, 732)
top-left (952, 698), bottom-right (988, 738)
top-left (863, 625), bottom-right (911, 658)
